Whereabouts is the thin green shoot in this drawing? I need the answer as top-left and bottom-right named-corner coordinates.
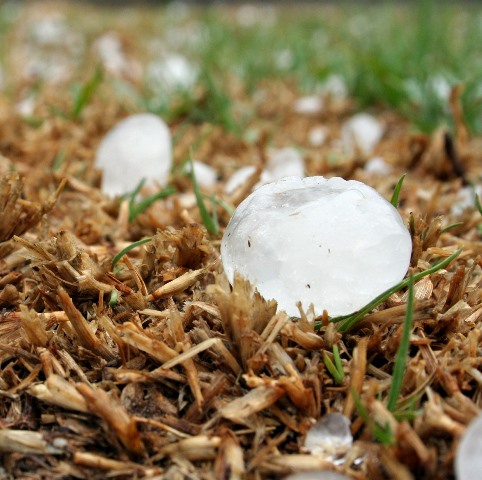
top-left (112, 237), bottom-right (152, 268)
top-left (203, 194), bottom-right (235, 216)
top-left (318, 247), bottom-right (463, 332)
top-left (128, 185), bottom-right (176, 223)
top-left (387, 275), bottom-right (414, 412)
top-left (333, 345), bottom-right (344, 381)
top-left (109, 289), bottom-right (119, 307)
top-left (71, 67), bottom-right (103, 120)
top-left (323, 350), bottom-right (343, 385)
top-left (475, 193), bottom-right (482, 216)
top-left (352, 389), bottom-right (394, 446)
top-left (441, 222), bottom-right (463, 233)
top-left (190, 157), bottom-right (219, 235)
top-left (52, 148), bottom-right (66, 172)
top-left (393, 396), bottom-right (423, 422)
top-left (126, 178), bottom-right (146, 208)
top-left (390, 174), bottom-right (406, 207)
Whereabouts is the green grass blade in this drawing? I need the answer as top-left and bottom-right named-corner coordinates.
top-left (352, 388), bottom-right (394, 445)
top-left (333, 345), bottom-right (344, 381)
top-left (112, 237), bottom-right (152, 268)
top-left (203, 194), bottom-right (235, 216)
top-left (71, 67), bottom-right (103, 119)
top-left (128, 185), bottom-right (176, 223)
top-left (127, 178), bottom-right (146, 209)
top-left (323, 351), bottom-right (344, 384)
top-left (320, 247), bottom-right (463, 332)
top-left (190, 158), bottom-right (219, 235)
top-left (52, 148), bottom-right (66, 172)
top-left (387, 275), bottom-right (414, 412)
top-left (475, 193), bottom-right (482, 215)
top-left (109, 289), bottom-right (119, 307)
top-left (390, 174), bottom-right (406, 207)
top-left (441, 222), bottom-right (463, 233)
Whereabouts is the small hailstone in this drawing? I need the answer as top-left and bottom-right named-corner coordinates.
top-left (259, 147), bottom-right (305, 185)
top-left (30, 13), bottom-right (67, 46)
top-left (15, 95), bottom-right (36, 118)
top-left (308, 126), bottom-right (328, 147)
top-left (451, 185), bottom-right (482, 215)
top-left (146, 54), bottom-right (198, 91)
top-left (429, 74), bottom-right (451, 102)
top-left (318, 74), bottom-right (348, 100)
top-left (294, 96), bottom-right (324, 115)
top-left (185, 160), bottom-right (217, 188)
top-left (224, 166), bottom-right (257, 195)
top-left (52, 437), bottom-right (68, 449)
top-left (221, 176), bottom-right (411, 317)
top-left (95, 113), bottom-right (172, 197)
top-left (285, 471), bottom-right (352, 480)
top-left (364, 156), bottom-right (392, 176)
top-left (305, 413), bottom-right (352, 458)
top-left (455, 412), bottom-right (482, 480)
top-left (275, 49), bottom-right (294, 71)
top-left (93, 33), bottom-right (128, 77)
top-left (341, 113), bottom-right (384, 156)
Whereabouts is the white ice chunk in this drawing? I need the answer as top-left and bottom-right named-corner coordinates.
top-left (429, 74), bottom-right (451, 102)
top-left (294, 96), bottom-right (324, 115)
top-left (285, 471), bottom-right (352, 480)
top-left (224, 166), bottom-right (257, 195)
top-left (260, 147), bottom-right (305, 185)
top-left (364, 156), bottom-right (392, 176)
top-left (455, 412), bottom-right (482, 480)
top-left (15, 95), bottom-right (36, 118)
top-left (185, 160), bottom-right (217, 188)
top-left (341, 113), bottom-right (384, 156)
top-left (451, 185), bottom-right (482, 215)
top-left (308, 126), bottom-right (328, 147)
top-left (146, 54), bottom-right (198, 91)
top-left (93, 32), bottom-right (140, 81)
top-left (305, 413), bottom-right (352, 458)
top-left (95, 113), bottom-right (172, 197)
top-left (30, 13), bottom-right (68, 46)
top-left (275, 48), bottom-right (294, 71)
top-left (318, 74), bottom-right (348, 100)
top-left (221, 176), bottom-right (412, 317)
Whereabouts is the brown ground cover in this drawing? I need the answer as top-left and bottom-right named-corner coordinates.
top-left (0, 3), bottom-right (481, 479)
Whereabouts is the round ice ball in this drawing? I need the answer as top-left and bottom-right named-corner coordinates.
top-left (95, 113), bottom-right (172, 197)
top-left (455, 412), bottom-right (482, 480)
top-left (221, 176), bottom-right (412, 317)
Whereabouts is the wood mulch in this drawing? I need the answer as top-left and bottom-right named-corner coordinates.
top-left (0, 3), bottom-right (480, 479)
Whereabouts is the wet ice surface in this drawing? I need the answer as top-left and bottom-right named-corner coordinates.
top-left (221, 176), bottom-right (412, 317)
top-left (455, 412), bottom-right (482, 480)
top-left (305, 413), bottom-right (353, 458)
top-left (95, 113), bottom-right (172, 197)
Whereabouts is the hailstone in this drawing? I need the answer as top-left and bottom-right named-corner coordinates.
top-left (455, 412), bottom-right (482, 480)
top-left (341, 113), bottom-right (384, 156)
top-left (95, 113), bottom-right (172, 197)
top-left (221, 176), bottom-right (412, 317)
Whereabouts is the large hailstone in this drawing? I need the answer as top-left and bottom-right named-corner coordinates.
top-left (221, 176), bottom-right (412, 317)
top-left (455, 412), bottom-right (482, 480)
top-left (95, 113), bottom-right (172, 197)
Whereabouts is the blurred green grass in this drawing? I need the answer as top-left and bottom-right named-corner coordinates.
top-left (2, 1), bottom-right (482, 134)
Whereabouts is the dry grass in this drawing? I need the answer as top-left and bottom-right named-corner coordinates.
top-left (0, 3), bottom-right (481, 479)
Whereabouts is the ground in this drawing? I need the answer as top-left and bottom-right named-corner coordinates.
top-left (0, 2), bottom-right (481, 480)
